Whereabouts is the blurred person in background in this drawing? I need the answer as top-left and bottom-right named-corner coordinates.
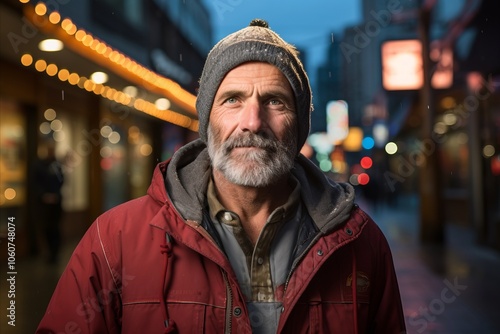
top-left (37, 19), bottom-right (405, 333)
top-left (35, 140), bottom-right (64, 264)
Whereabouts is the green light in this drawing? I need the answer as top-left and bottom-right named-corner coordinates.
top-left (319, 160), bottom-right (332, 172)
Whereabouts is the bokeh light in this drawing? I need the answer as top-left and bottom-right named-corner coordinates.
top-left (385, 142), bottom-right (398, 155)
top-left (362, 136), bottom-right (375, 150)
top-left (358, 173), bottom-right (370, 185)
top-left (360, 156), bottom-right (373, 169)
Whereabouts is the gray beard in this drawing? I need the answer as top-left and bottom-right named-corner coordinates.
top-left (207, 127), bottom-right (297, 187)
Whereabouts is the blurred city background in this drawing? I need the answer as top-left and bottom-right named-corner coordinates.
top-left (0, 0), bottom-right (499, 332)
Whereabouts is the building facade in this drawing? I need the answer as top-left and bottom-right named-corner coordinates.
top-left (0, 0), bottom-right (211, 257)
top-left (316, 0), bottom-right (500, 249)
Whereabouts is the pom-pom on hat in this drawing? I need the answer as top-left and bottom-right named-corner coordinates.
top-left (196, 19), bottom-right (312, 152)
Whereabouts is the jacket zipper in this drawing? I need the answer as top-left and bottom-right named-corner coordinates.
top-left (222, 270), bottom-right (233, 334)
top-left (283, 233), bottom-right (322, 295)
top-left (164, 190), bottom-right (236, 332)
top-left (282, 207), bottom-right (361, 295)
top-left (186, 220), bottom-right (234, 333)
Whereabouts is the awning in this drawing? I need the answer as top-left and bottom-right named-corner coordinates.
top-left (0, 1), bottom-right (199, 131)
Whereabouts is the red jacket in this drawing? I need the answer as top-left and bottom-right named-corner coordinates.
top-left (37, 141), bottom-right (406, 333)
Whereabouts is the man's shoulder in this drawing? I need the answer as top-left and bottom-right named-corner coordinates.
top-left (349, 205), bottom-right (395, 252)
top-left (96, 194), bottom-right (164, 231)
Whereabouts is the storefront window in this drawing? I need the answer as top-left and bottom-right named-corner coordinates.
top-left (128, 124), bottom-right (154, 199)
top-left (440, 131), bottom-right (469, 189)
top-left (38, 105), bottom-right (89, 213)
top-left (100, 109), bottom-right (156, 211)
top-left (101, 124), bottom-right (128, 211)
top-left (0, 98), bottom-right (27, 209)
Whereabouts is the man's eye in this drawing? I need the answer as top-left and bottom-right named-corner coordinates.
top-left (225, 97), bottom-right (238, 104)
top-left (269, 99), bottom-right (282, 106)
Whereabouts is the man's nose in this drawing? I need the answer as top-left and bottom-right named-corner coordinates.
top-left (239, 101), bottom-right (264, 133)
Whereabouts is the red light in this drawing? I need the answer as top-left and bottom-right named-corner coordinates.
top-left (100, 157), bottom-right (113, 170)
top-left (492, 155), bottom-right (500, 176)
top-left (360, 157), bottom-right (373, 169)
top-left (358, 173), bottom-right (370, 185)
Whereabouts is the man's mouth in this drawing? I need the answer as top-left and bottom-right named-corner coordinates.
top-left (230, 145), bottom-right (263, 152)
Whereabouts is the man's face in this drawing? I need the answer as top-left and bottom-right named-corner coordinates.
top-left (207, 62), bottom-right (298, 187)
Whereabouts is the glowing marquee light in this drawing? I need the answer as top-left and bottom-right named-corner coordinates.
top-left (20, 2), bottom-right (198, 131)
top-left (20, 53), bottom-right (198, 131)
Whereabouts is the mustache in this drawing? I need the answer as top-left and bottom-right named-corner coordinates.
top-left (222, 133), bottom-right (278, 152)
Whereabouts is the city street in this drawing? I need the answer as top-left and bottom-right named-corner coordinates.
top-left (1, 0), bottom-right (499, 333)
top-left (364, 195), bottom-right (500, 334)
top-left (1, 195), bottom-right (499, 333)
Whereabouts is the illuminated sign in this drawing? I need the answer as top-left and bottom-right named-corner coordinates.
top-left (381, 39), bottom-right (423, 90)
top-left (326, 100), bottom-right (349, 144)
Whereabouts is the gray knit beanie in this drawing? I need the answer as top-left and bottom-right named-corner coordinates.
top-left (196, 19), bottom-right (312, 151)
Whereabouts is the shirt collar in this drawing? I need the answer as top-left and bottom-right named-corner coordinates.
top-left (206, 176), bottom-right (301, 227)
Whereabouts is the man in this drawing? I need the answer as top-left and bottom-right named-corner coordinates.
top-left (37, 19), bottom-right (406, 333)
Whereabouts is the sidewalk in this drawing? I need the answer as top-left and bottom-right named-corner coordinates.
top-left (362, 195), bottom-right (500, 334)
top-left (0, 239), bottom-right (79, 334)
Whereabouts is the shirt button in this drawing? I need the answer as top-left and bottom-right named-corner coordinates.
top-left (234, 307), bottom-right (242, 317)
top-left (224, 212), bottom-right (232, 221)
top-left (257, 257), bottom-right (264, 265)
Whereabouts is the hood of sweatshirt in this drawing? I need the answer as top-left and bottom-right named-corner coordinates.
top-left (164, 139), bottom-right (355, 234)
